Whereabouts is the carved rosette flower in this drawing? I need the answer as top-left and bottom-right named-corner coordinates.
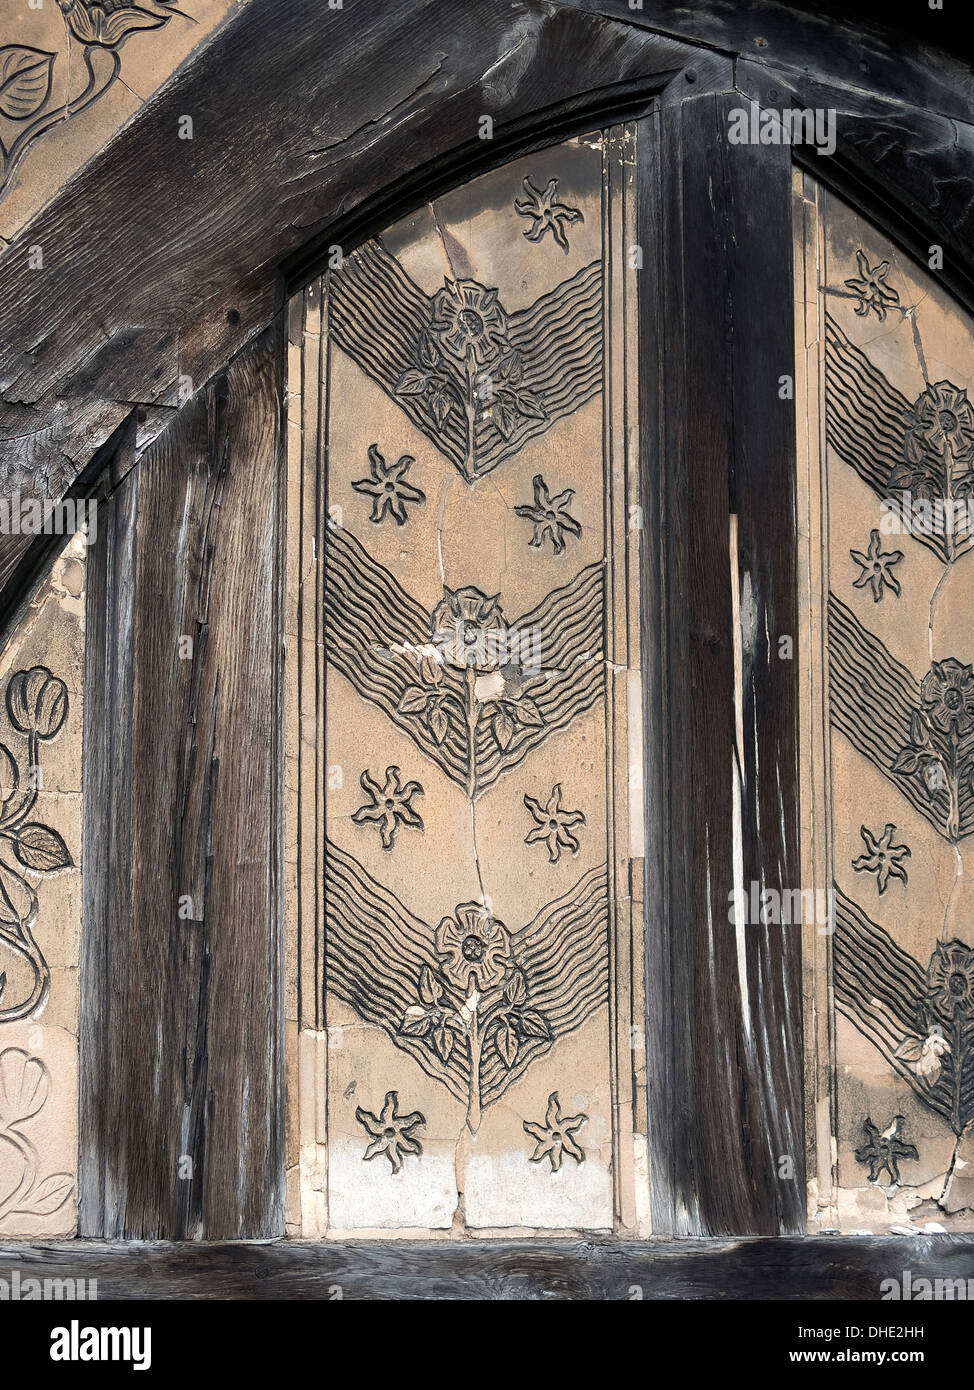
top-left (431, 586), bottom-right (508, 673)
top-left (925, 940), bottom-right (974, 1022)
top-left (429, 280), bottom-right (508, 366)
top-left (919, 658), bottom-right (974, 738)
top-left (435, 902), bottom-right (511, 993)
top-left (905, 381), bottom-right (974, 465)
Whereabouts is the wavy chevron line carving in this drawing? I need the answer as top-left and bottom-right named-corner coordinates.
top-left (324, 840), bottom-right (609, 1114)
top-left (826, 313), bottom-right (974, 563)
top-left (828, 593), bottom-right (974, 842)
top-left (834, 884), bottom-right (974, 1134)
top-left (329, 240), bottom-right (602, 479)
top-left (325, 525), bottom-right (604, 796)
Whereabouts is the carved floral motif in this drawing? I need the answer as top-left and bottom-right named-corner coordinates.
top-left (399, 901), bottom-right (551, 1131)
top-left (514, 176), bottom-right (584, 253)
top-left (395, 280), bottom-right (546, 480)
top-left (854, 1115), bottom-right (918, 1186)
top-left (523, 1091), bottom-right (587, 1171)
top-left (354, 1091), bottom-right (425, 1173)
top-left (0, 1048), bottom-right (73, 1223)
top-left (0, 667), bottom-right (74, 1022)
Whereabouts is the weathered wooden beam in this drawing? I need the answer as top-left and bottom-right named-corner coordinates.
top-left (0, 0), bottom-right (692, 597)
top-left (79, 323), bottom-right (285, 1239)
top-left (641, 89), bottom-right (802, 1236)
top-left (1, 1235), bottom-right (972, 1299)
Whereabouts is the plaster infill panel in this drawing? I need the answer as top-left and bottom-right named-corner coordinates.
top-left (288, 128), bottom-right (647, 1237)
top-left (0, 536), bottom-right (85, 1238)
top-left (796, 171), bottom-right (974, 1232)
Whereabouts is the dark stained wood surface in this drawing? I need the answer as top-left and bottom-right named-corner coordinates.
top-left (0, 0), bottom-right (972, 615)
top-left (1, 1235), bottom-right (972, 1300)
top-left (79, 324), bottom-right (285, 1239)
top-left (640, 91), bottom-right (803, 1236)
top-left (0, 0), bottom-right (690, 600)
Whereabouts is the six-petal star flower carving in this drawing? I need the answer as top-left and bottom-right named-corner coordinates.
top-left (514, 176), bottom-right (584, 253)
top-left (523, 1091), bottom-right (587, 1171)
top-left (351, 766), bottom-right (424, 850)
top-left (352, 444), bottom-right (425, 526)
top-left (354, 1091), bottom-right (426, 1173)
top-left (524, 784), bottom-right (585, 863)
top-left (852, 822), bottom-right (911, 894)
top-left (854, 1115), bottom-right (918, 1185)
top-left (844, 250), bottom-right (900, 321)
top-left (850, 528), bottom-right (903, 602)
top-left (515, 474), bottom-right (582, 555)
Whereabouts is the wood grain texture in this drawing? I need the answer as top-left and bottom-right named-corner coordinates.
top-left (640, 92), bottom-right (803, 1237)
top-left (0, 0), bottom-right (689, 600)
top-left (1, 0), bottom-right (971, 620)
top-left (79, 323), bottom-right (285, 1239)
top-left (1, 1236), bottom-right (972, 1299)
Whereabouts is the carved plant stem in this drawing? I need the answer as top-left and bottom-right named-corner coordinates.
top-left (465, 1009), bottom-right (483, 1133)
top-left (0, 48), bottom-right (120, 199)
top-left (0, 1127), bottom-right (38, 1221)
top-left (949, 1014), bottom-right (965, 1135)
top-left (462, 352), bottom-right (478, 480)
top-left (947, 729), bottom-right (960, 843)
top-left (944, 441), bottom-right (956, 563)
top-left (464, 663), bottom-right (478, 799)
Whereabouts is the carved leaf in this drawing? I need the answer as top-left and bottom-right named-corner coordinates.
top-left (396, 369), bottom-right (428, 396)
top-left (397, 685), bottom-right (428, 715)
top-left (514, 389), bottom-right (546, 421)
top-left (427, 704), bottom-right (448, 744)
top-left (12, 823), bottom-right (72, 873)
top-left (492, 708), bottom-right (514, 750)
top-left (513, 1009), bottom-right (550, 1040)
top-left (513, 697), bottom-right (543, 728)
top-left (490, 397), bottom-right (516, 440)
top-left (504, 968), bottom-right (527, 1007)
top-left (0, 47), bottom-right (55, 122)
top-left (419, 965), bottom-right (442, 1006)
top-left (18, 1173), bottom-right (72, 1217)
top-left (892, 749), bottom-right (920, 775)
top-left (494, 1020), bottom-right (518, 1068)
top-left (432, 1024), bottom-right (454, 1062)
top-left (400, 1007), bottom-right (432, 1036)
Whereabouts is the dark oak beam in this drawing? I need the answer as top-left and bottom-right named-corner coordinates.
top-left (0, 0), bottom-right (694, 597)
top-left (1, 1236), bottom-right (972, 1300)
top-left (79, 323), bottom-right (285, 1239)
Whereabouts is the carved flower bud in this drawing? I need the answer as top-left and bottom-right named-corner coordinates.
top-left (6, 668), bottom-right (68, 741)
top-left (0, 1047), bottom-right (49, 1125)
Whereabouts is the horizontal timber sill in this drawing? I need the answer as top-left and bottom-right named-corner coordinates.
top-left (0, 1237), bottom-right (972, 1300)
